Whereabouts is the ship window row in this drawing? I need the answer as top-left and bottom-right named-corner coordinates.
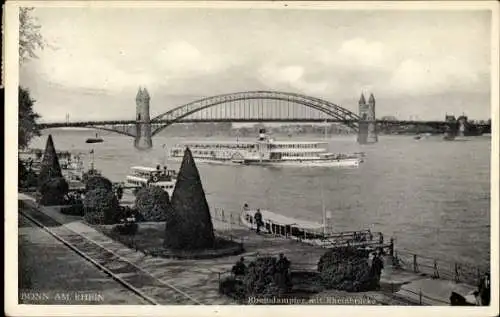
top-left (271, 144), bottom-right (319, 149)
top-left (190, 144), bottom-right (252, 149)
top-left (284, 152), bottom-right (318, 157)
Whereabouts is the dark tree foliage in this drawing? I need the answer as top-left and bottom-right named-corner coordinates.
top-left (39, 177), bottom-right (69, 206)
top-left (37, 135), bottom-right (63, 190)
top-left (19, 7), bottom-right (45, 64)
top-left (83, 188), bottom-right (121, 225)
top-left (164, 147), bottom-right (215, 250)
top-left (19, 8), bottom-right (44, 148)
top-left (135, 186), bottom-right (174, 222)
top-left (85, 176), bottom-right (113, 192)
top-left (317, 247), bottom-right (379, 292)
top-left (19, 87), bottom-right (41, 149)
top-left (19, 160), bottom-right (28, 186)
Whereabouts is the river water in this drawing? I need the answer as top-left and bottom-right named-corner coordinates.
top-left (29, 130), bottom-right (491, 268)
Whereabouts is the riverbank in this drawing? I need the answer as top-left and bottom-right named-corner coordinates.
top-left (18, 192), bottom-right (480, 305)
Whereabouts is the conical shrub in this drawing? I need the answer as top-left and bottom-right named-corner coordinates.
top-left (135, 186), bottom-right (174, 222)
top-left (37, 135), bottom-right (63, 190)
top-left (164, 147), bottom-right (215, 250)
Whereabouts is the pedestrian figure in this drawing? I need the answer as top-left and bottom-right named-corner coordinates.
top-left (116, 184), bottom-right (123, 201)
top-left (368, 229), bottom-right (373, 241)
top-left (371, 253), bottom-right (384, 290)
top-left (254, 209), bottom-right (263, 234)
top-left (379, 232), bottom-right (384, 244)
top-left (232, 257), bottom-right (247, 277)
top-left (277, 253), bottom-right (291, 290)
top-left (478, 273), bottom-right (490, 305)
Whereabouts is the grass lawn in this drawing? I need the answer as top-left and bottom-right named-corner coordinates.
top-left (95, 222), bottom-right (245, 259)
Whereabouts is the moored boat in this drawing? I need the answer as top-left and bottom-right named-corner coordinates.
top-left (239, 207), bottom-right (379, 248)
top-left (169, 129), bottom-right (363, 168)
top-left (125, 165), bottom-right (177, 196)
top-left (86, 133), bottom-right (104, 144)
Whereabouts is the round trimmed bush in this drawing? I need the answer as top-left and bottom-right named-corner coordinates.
top-left (317, 247), bottom-right (378, 292)
top-left (39, 177), bottom-right (69, 206)
top-left (219, 277), bottom-right (246, 301)
top-left (83, 188), bottom-right (121, 224)
top-left (244, 257), bottom-right (290, 298)
top-left (135, 186), bottom-right (174, 222)
top-left (85, 176), bottom-right (113, 192)
top-left (112, 222), bottom-right (139, 235)
top-left (60, 204), bottom-right (84, 216)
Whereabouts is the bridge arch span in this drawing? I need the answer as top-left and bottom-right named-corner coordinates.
top-left (38, 125), bottom-right (136, 138)
top-left (151, 90), bottom-right (360, 136)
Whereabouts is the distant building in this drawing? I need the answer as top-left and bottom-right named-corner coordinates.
top-left (380, 116), bottom-right (397, 121)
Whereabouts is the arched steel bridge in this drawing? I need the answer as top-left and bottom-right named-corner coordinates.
top-left (38, 90), bottom-right (363, 137)
top-left (148, 90), bottom-right (361, 136)
top-left (37, 90), bottom-right (489, 149)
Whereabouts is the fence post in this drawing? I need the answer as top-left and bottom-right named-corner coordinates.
top-left (389, 237), bottom-right (394, 257)
top-left (419, 289), bottom-right (422, 305)
top-left (413, 254), bottom-right (418, 273)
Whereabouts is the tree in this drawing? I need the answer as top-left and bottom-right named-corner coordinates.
top-left (164, 147), bottom-right (215, 250)
top-left (19, 7), bottom-right (45, 64)
top-left (19, 87), bottom-right (41, 149)
top-left (19, 7), bottom-right (44, 148)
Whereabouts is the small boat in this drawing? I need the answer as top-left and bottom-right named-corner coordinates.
top-left (86, 133), bottom-right (104, 144)
top-left (239, 208), bottom-right (381, 249)
top-left (414, 135), bottom-right (422, 140)
top-left (240, 208), bottom-right (325, 240)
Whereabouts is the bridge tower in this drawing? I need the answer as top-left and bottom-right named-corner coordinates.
top-left (357, 93), bottom-right (378, 144)
top-left (134, 87), bottom-right (153, 150)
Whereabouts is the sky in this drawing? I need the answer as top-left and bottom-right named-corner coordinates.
top-left (19, 6), bottom-right (493, 122)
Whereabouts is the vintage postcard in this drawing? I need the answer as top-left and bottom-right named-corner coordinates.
top-left (4, 1), bottom-right (499, 317)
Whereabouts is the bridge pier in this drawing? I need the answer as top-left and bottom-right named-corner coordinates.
top-left (134, 87), bottom-right (153, 150)
top-left (357, 93), bottom-right (378, 144)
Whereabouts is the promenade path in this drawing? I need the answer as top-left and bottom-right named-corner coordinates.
top-left (17, 193), bottom-right (478, 306)
top-left (18, 214), bottom-right (149, 305)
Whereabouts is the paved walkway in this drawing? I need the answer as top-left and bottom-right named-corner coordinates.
top-left (18, 215), bottom-right (148, 305)
top-left (18, 193), bottom-right (478, 305)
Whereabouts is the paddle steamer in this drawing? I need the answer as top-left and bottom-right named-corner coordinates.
top-left (169, 129), bottom-right (363, 167)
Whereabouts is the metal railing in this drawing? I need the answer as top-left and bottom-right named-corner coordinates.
top-left (209, 207), bottom-right (394, 252)
top-left (393, 250), bottom-right (488, 286)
